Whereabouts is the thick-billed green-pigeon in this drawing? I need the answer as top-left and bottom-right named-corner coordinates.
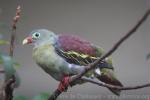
top-left (22, 29), bottom-right (123, 95)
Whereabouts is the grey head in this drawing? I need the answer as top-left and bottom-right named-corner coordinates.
top-left (23, 29), bottom-right (58, 47)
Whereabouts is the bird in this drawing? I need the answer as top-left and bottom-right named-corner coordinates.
top-left (22, 29), bottom-right (123, 96)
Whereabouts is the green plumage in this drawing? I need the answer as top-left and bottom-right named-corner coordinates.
top-left (33, 44), bottom-right (71, 81)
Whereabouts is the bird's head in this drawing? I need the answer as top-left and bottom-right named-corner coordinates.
top-left (22, 29), bottom-right (57, 46)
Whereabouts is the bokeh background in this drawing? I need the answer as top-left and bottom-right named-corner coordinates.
top-left (0, 0), bottom-right (150, 100)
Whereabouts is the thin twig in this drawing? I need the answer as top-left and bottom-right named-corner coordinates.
top-left (5, 5), bottom-right (21, 100)
top-left (9, 5), bottom-right (21, 57)
top-left (49, 8), bottom-right (150, 100)
top-left (81, 77), bottom-right (150, 90)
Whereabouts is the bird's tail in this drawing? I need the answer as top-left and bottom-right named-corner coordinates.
top-left (95, 68), bottom-right (123, 96)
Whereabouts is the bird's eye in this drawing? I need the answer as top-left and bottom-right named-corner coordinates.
top-left (32, 32), bottom-right (40, 39)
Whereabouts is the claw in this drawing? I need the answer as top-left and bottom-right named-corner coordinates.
top-left (58, 76), bottom-right (70, 92)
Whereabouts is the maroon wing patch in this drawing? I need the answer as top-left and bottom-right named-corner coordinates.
top-left (58, 34), bottom-right (96, 56)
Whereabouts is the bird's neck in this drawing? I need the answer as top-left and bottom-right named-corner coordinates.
top-left (34, 41), bottom-right (49, 48)
top-left (33, 36), bottom-right (58, 48)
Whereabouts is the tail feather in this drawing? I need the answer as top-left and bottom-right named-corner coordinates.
top-left (97, 74), bottom-right (123, 96)
top-left (106, 78), bottom-right (123, 96)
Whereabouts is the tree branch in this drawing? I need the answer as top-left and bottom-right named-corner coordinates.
top-left (49, 8), bottom-right (150, 100)
top-left (81, 77), bottom-right (150, 90)
top-left (4, 5), bottom-right (21, 100)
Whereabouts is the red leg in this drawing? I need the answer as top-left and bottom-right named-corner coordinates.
top-left (57, 76), bottom-right (70, 92)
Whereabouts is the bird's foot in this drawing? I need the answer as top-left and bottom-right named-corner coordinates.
top-left (58, 76), bottom-right (70, 92)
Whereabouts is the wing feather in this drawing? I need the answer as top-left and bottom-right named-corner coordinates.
top-left (55, 47), bottom-right (97, 66)
top-left (55, 34), bottom-right (113, 69)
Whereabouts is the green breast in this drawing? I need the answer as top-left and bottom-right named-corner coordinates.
top-left (32, 44), bottom-right (63, 73)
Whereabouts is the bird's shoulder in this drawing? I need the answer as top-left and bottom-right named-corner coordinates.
top-left (57, 34), bottom-right (104, 56)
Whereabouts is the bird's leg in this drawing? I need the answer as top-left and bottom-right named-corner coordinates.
top-left (57, 75), bottom-right (70, 92)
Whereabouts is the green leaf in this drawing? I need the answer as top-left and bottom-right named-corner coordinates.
top-left (0, 57), bottom-right (3, 64)
top-left (14, 71), bottom-right (21, 88)
top-left (32, 93), bottom-right (49, 100)
top-left (13, 61), bottom-right (21, 69)
top-left (0, 58), bottom-right (21, 69)
top-left (0, 53), bottom-right (21, 87)
top-left (0, 54), bottom-right (16, 80)
top-left (0, 40), bottom-right (9, 45)
top-left (13, 95), bottom-right (28, 100)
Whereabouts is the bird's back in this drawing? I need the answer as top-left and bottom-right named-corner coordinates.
top-left (57, 34), bottom-right (103, 57)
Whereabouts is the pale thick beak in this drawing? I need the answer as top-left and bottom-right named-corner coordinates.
top-left (22, 39), bottom-right (28, 45)
top-left (22, 37), bottom-right (33, 45)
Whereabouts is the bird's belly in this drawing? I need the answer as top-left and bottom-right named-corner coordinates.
top-left (37, 61), bottom-right (64, 81)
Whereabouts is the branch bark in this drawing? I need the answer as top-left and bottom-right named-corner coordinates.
top-left (9, 5), bottom-right (21, 57)
top-left (81, 77), bottom-right (150, 90)
top-left (49, 8), bottom-right (150, 100)
top-left (4, 5), bottom-right (21, 100)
